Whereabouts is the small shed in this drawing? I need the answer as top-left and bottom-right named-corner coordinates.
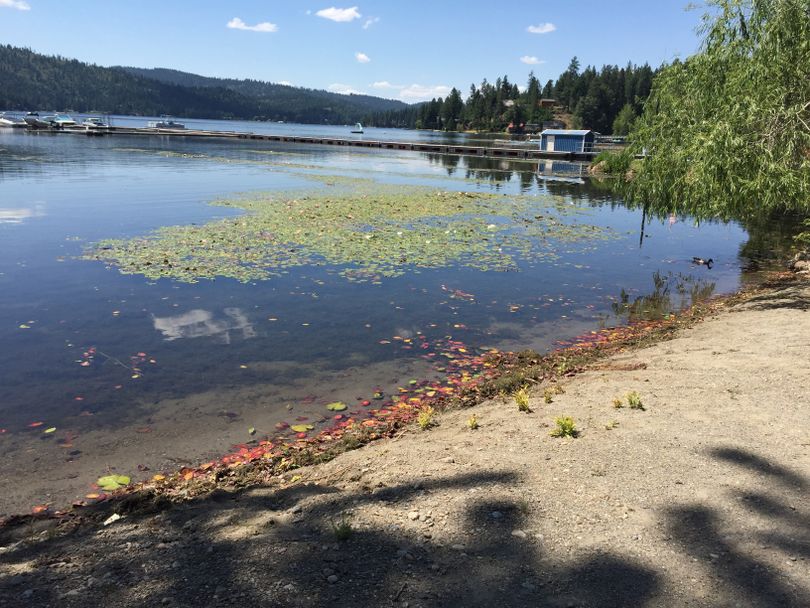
top-left (540, 129), bottom-right (595, 153)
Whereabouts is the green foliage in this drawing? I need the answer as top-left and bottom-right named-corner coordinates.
top-left (550, 416), bottom-right (578, 438)
top-left (514, 387), bottom-right (532, 412)
top-left (612, 397), bottom-right (625, 409)
top-left (626, 391), bottom-right (644, 410)
top-left (628, 0), bottom-right (810, 219)
top-left (467, 414), bottom-right (480, 430)
top-left (0, 45), bottom-right (406, 123)
top-left (331, 515), bottom-right (353, 541)
top-left (594, 150), bottom-right (634, 176)
top-left (417, 406), bottom-right (436, 430)
top-left (612, 103), bottom-right (637, 135)
top-left (366, 62), bottom-right (657, 133)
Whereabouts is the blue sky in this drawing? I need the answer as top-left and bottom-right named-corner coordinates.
top-left (0, 1), bottom-right (705, 102)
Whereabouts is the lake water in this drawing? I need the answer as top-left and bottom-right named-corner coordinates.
top-left (0, 123), bottom-right (753, 514)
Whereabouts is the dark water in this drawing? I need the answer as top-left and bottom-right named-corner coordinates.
top-left (0, 125), bottom-right (753, 511)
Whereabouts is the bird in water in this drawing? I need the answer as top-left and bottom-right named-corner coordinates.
top-left (692, 257), bottom-right (713, 269)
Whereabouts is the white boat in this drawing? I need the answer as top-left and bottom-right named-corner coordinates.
top-left (44, 114), bottom-right (78, 128)
top-left (351, 122), bottom-right (363, 133)
top-left (82, 117), bottom-right (110, 130)
top-left (147, 117), bottom-right (185, 129)
top-left (23, 112), bottom-right (50, 129)
top-left (0, 112), bottom-right (27, 128)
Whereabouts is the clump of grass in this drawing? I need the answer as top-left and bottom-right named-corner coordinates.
top-left (514, 387), bottom-right (532, 413)
top-left (550, 416), bottom-right (578, 438)
top-left (626, 391), bottom-right (644, 410)
top-left (467, 414), bottom-right (479, 430)
top-left (612, 397), bottom-right (624, 408)
top-left (418, 405), bottom-right (436, 430)
top-left (543, 384), bottom-right (565, 404)
top-left (605, 420), bottom-right (620, 430)
top-left (331, 515), bottom-right (353, 541)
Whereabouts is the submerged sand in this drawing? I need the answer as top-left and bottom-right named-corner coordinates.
top-left (0, 280), bottom-right (807, 607)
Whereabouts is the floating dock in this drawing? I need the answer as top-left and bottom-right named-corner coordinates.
top-left (23, 125), bottom-right (600, 162)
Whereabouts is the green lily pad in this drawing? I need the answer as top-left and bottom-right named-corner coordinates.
top-left (85, 180), bottom-right (615, 285)
top-left (326, 401), bottom-right (347, 411)
top-left (290, 424), bottom-right (314, 433)
top-left (97, 475), bottom-right (131, 491)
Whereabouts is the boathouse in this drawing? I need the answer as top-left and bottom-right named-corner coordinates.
top-left (539, 129), bottom-right (595, 153)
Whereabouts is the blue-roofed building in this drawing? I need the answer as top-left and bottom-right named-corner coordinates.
top-left (539, 129), bottom-right (595, 153)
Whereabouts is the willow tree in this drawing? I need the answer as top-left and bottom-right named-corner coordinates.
top-left (628, 0), bottom-right (810, 222)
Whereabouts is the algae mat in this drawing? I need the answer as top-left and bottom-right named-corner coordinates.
top-left (87, 179), bottom-right (616, 284)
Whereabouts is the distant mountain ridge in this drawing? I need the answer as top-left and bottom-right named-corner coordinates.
top-left (119, 66), bottom-right (407, 115)
top-left (0, 45), bottom-right (408, 123)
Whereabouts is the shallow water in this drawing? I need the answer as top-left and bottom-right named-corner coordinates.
top-left (0, 125), bottom-right (751, 513)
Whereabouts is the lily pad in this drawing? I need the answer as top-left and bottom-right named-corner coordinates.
top-left (86, 180), bottom-right (615, 285)
top-left (326, 401), bottom-right (347, 412)
top-left (97, 475), bottom-right (131, 491)
top-left (290, 424), bottom-right (314, 433)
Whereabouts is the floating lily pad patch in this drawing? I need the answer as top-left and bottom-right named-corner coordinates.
top-left (96, 475), bottom-right (131, 491)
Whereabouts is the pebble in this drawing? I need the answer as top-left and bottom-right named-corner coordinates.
top-left (63, 590), bottom-right (81, 598)
top-left (20, 590), bottom-right (33, 600)
top-left (490, 511), bottom-right (503, 519)
top-left (161, 598), bottom-right (171, 605)
top-left (327, 575), bottom-right (339, 584)
top-left (450, 544), bottom-right (465, 551)
top-left (322, 568), bottom-right (334, 576)
top-left (282, 584), bottom-right (295, 592)
top-left (408, 511), bottom-right (419, 521)
top-left (511, 530), bottom-right (528, 539)
top-left (440, 457), bottom-right (455, 464)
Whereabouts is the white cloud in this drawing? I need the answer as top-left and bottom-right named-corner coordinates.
top-left (328, 83), bottom-right (364, 95)
top-left (355, 52), bottom-right (371, 63)
top-left (520, 55), bottom-right (545, 65)
top-left (0, 0), bottom-right (31, 10)
top-left (227, 17), bottom-right (278, 32)
top-left (362, 16), bottom-right (379, 29)
top-left (369, 81), bottom-right (451, 101)
top-left (527, 22), bottom-right (556, 34)
top-left (277, 81), bottom-right (293, 86)
top-left (316, 6), bottom-right (361, 22)
top-left (399, 84), bottom-right (452, 101)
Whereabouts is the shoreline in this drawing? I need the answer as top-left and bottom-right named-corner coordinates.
top-left (0, 271), bottom-right (806, 607)
top-left (2, 270), bottom-right (800, 525)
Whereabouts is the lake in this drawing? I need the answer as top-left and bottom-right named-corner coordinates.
top-left (0, 122), bottom-right (753, 514)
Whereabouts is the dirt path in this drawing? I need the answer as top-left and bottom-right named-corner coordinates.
top-left (1, 282), bottom-right (808, 608)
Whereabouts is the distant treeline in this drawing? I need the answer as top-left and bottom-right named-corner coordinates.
top-left (0, 45), bottom-right (407, 123)
top-left (364, 58), bottom-right (656, 134)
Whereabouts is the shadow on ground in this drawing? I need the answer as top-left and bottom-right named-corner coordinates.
top-left (0, 449), bottom-right (807, 607)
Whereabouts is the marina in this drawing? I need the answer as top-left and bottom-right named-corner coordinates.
top-left (8, 118), bottom-right (602, 161)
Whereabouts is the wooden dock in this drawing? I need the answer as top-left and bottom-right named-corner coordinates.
top-left (26, 125), bottom-right (599, 162)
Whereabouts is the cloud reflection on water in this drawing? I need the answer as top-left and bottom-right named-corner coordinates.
top-left (0, 204), bottom-right (45, 224)
top-left (152, 307), bottom-right (256, 343)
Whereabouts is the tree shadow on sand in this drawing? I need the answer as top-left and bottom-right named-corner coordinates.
top-left (0, 470), bottom-right (660, 608)
top-left (663, 446), bottom-right (810, 608)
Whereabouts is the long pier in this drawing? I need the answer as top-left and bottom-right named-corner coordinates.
top-left (24, 125), bottom-right (599, 162)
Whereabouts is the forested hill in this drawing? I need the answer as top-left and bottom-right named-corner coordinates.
top-left (0, 45), bottom-right (407, 123)
top-left (119, 66), bottom-right (407, 116)
top-left (365, 59), bottom-right (656, 135)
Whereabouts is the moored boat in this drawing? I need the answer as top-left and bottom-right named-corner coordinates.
top-left (23, 112), bottom-right (51, 129)
top-left (351, 122), bottom-right (363, 133)
top-left (147, 116), bottom-right (185, 129)
top-left (43, 114), bottom-right (78, 129)
top-left (0, 112), bottom-right (27, 128)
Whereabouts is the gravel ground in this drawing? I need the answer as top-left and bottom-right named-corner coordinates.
top-left (0, 281), bottom-right (808, 608)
